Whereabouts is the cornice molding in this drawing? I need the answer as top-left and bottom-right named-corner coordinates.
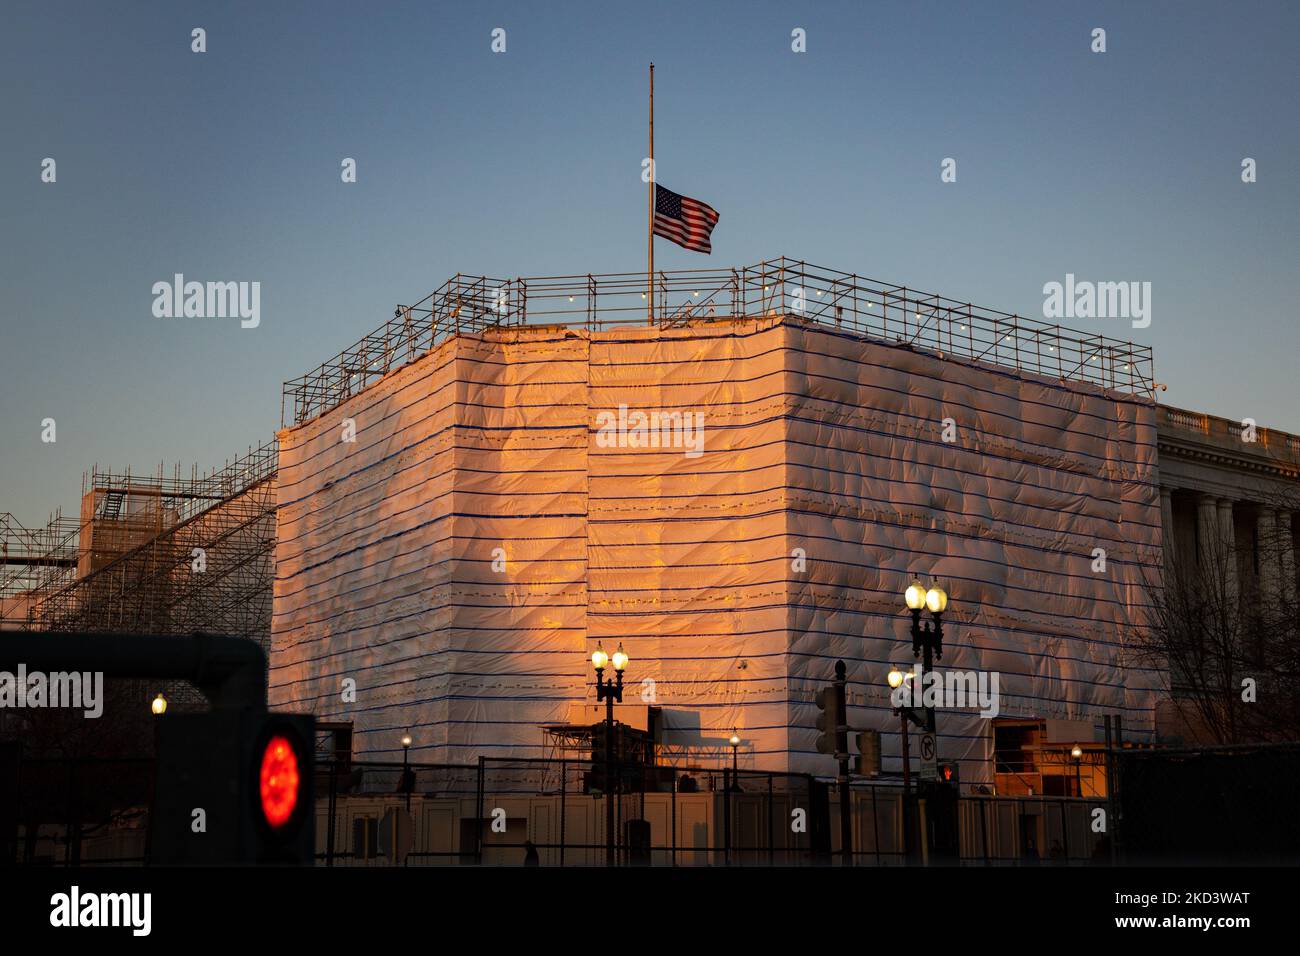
top-left (1157, 435), bottom-right (1300, 483)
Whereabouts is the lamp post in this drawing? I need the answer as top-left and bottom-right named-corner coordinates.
top-left (887, 667), bottom-right (914, 792)
top-left (729, 731), bottom-right (741, 788)
top-left (904, 578), bottom-right (948, 735)
top-left (401, 733), bottom-right (413, 811)
top-left (888, 665), bottom-right (918, 861)
top-left (150, 693), bottom-right (168, 716)
top-left (592, 641), bottom-right (628, 867)
top-left (898, 577), bottom-right (949, 864)
top-left (1071, 744), bottom-right (1083, 797)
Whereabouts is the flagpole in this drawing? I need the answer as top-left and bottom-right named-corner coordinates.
top-left (647, 62), bottom-right (654, 323)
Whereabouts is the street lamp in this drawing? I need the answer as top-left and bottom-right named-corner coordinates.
top-left (904, 578), bottom-right (948, 733)
top-left (592, 641), bottom-right (629, 866)
top-left (150, 693), bottom-right (167, 716)
top-left (401, 733), bottom-right (413, 811)
top-left (729, 730), bottom-right (741, 779)
top-left (1071, 744), bottom-right (1083, 797)
top-left (886, 667), bottom-right (917, 792)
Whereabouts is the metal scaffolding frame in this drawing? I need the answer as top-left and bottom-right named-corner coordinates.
top-left (3, 256), bottom-right (1158, 650)
top-left (282, 256), bottom-right (1158, 428)
top-left (0, 441), bottom-right (278, 644)
top-left (0, 512), bottom-right (80, 601)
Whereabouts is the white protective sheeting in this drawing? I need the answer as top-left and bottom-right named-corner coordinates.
top-left (270, 315), bottom-right (1163, 779)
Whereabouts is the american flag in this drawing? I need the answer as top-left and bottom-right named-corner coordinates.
top-left (653, 184), bottom-right (720, 254)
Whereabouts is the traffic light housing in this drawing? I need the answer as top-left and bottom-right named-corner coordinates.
top-left (151, 710), bottom-right (315, 864)
top-left (855, 730), bottom-right (881, 777)
top-left (937, 760), bottom-right (960, 787)
top-left (814, 686), bottom-right (843, 755)
top-left (918, 774), bottom-right (960, 863)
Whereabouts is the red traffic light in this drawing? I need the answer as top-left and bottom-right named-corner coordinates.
top-left (259, 734), bottom-right (301, 828)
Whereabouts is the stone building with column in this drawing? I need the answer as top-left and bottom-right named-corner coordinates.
top-left (1154, 404), bottom-right (1300, 740)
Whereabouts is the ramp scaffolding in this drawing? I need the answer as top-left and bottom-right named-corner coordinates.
top-left (0, 512), bottom-right (80, 628)
top-left (0, 441), bottom-right (278, 644)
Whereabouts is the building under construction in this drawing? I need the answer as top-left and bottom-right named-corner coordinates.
top-left (268, 258), bottom-right (1165, 783)
top-left (6, 257), bottom-right (1298, 790)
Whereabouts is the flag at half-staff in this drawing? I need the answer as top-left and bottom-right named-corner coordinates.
top-left (652, 184), bottom-right (720, 254)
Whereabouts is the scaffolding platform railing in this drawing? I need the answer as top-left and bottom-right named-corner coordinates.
top-left (281, 256), bottom-right (1158, 428)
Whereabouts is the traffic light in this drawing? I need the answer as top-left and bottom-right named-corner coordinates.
top-left (937, 760), bottom-right (960, 787)
top-left (918, 773), bottom-right (960, 863)
top-left (855, 730), bottom-right (881, 777)
top-left (151, 710), bottom-right (315, 864)
top-left (814, 686), bottom-right (843, 755)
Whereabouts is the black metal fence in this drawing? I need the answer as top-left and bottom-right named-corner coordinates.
top-left (1, 750), bottom-right (1111, 867)
top-left (3, 754), bottom-right (154, 865)
top-left (314, 757), bottom-right (1107, 867)
top-left (1115, 743), bottom-right (1300, 865)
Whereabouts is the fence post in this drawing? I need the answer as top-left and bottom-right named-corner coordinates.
top-left (475, 756), bottom-right (485, 866)
top-left (979, 798), bottom-right (990, 866)
top-left (723, 767), bottom-right (731, 866)
top-left (326, 758), bottom-right (338, 866)
top-left (767, 775), bottom-right (775, 866)
top-left (670, 770), bottom-right (677, 867)
top-left (1060, 799), bottom-right (1070, 863)
top-left (1111, 715), bottom-right (1124, 864)
top-left (870, 784), bottom-right (879, 865)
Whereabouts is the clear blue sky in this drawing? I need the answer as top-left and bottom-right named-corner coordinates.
top-left (2, 0), bottom-right (1296, 526)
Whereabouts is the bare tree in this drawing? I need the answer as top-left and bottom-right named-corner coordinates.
top-left (1133, 491), bottom-right (1300, 745)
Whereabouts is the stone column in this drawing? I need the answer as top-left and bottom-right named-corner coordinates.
top-left (1216, 498), bottom-right (1238, 610)
top-left (1257, 507), bottom-right (1279, 609)
top-left (1280, 510), bottom-right (1297, 609)
top-left (1196, 494), bottom-right (1218, 575)
top-left (1160, 487), bottom-right (1175, 568)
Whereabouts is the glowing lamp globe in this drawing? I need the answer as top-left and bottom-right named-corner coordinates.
top-left (925, 583), bottom-right (948, 614)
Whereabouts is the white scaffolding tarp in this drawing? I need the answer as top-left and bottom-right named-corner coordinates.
top-left (270, 315), bottom-right (1163, 780)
